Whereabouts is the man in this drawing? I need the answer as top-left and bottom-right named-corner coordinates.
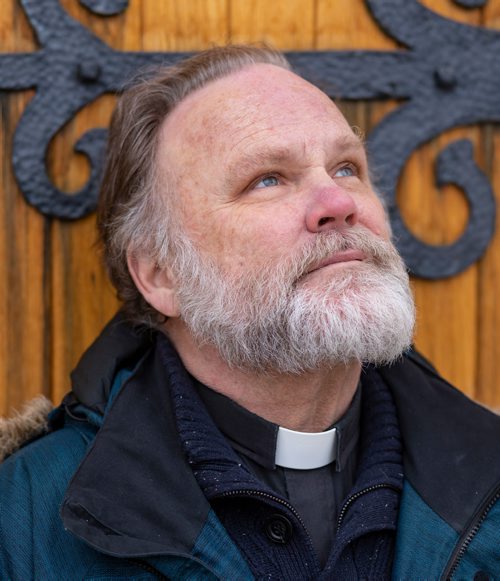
top-left (1, 45), bottom-right (499, 579)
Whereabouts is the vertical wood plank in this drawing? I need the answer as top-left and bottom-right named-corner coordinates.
top-left (477, 3), bottom-right (500, 409)
top-left (319, 0), bottom-right (485, 399)
top-left (476, 128), bottom-right (500, 409)
top-left (398, 126), bottom-right (482, 399)
top-left (141, 0), bottom-right (229, 50)
top-left (50, 0), bottom-right (126, 402)
top-left (49, 0), bottom-right (231, 405)
top-left (0, 91), bottom-right (48, 413)
top-left (0, 96), bottom-right (8, 415)
top-left (0, 0), bottom-right (37, 52)
top-left (0, 1), bottom-right (46, 416)
top-left (401, 3), bottom-right (482, 398)
top-left (61, 0), bottom-right (230, 51)
top-left (1, 0), bottom-right (499, 414)
top-left (316, 0), bottom-right (397, 49)
top-left (230, 0), bottom-right (315, 49)
top-left (49, 95), bottom-right (120, 403)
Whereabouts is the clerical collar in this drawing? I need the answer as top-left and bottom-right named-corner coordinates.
top-left (274, 425), bottom-right (338, 469)
top-left (194, 380), bottom-right (361, 471)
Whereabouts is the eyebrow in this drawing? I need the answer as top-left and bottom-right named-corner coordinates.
top-left (225, 132), bottom-right (366, 184)
top-left (238, 146), bottom-right (296, 171)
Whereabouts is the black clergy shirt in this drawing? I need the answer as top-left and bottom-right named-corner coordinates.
top-left (194, 380), bottom-right (361, 567)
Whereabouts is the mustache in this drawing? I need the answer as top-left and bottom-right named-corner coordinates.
top-left (274, 227), bottom-right (403, 283)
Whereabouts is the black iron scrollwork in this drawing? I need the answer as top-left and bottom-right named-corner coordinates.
top-left (2, 0), bottom-right (190, 219)
top-left (0, 0), bottom-right (497, 279)
top-left (79, 0), bottom-right (129, 16)
top-left (454, 0), bottom-right (487, 8)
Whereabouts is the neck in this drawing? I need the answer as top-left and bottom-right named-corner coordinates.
top-left (164, 320), bottom-right (362, 432)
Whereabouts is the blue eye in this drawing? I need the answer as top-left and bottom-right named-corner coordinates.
top-left (335, 166), bottom-right (356, 177)
top-left (254, 175), bottom-right (280, 189)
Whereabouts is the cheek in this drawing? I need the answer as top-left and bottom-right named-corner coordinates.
top-left (183, 207), bottom-right (260, 269)
top-left (215, 209), bottom-right (302, 270)
top-left (359, 198), bottom-right (391, 238)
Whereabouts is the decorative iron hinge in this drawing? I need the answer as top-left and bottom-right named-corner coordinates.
top-left (0, 0), bottom-right (497, 278)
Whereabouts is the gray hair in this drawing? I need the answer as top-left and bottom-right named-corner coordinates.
top-left (97, 45), bottom-right (291, 327)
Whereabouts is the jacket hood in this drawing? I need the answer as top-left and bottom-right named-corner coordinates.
top-left (0, 396), bottom-right (53, 461)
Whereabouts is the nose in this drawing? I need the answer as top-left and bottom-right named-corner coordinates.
top-left (305, 182), bottom-right (359, 233)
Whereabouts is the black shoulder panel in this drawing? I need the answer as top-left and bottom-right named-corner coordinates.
top-left (377, 352), bottom-right (500, 533)
top-left (70, 312), bottom-right (154, 414)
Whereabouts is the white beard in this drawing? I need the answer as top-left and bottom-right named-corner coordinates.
top-left (169, 227), bottom-right (416, 374)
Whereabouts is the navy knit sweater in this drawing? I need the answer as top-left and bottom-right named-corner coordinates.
top-left (160, 338), bottom-right (403, 579)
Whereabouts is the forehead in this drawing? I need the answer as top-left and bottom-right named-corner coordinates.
top-left (158, 63), bottom-right (358, 175)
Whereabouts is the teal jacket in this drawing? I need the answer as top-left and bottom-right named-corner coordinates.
top-left (1, 315), bottom-right (499, 579)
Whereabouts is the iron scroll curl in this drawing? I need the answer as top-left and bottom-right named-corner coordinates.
top-left (0, 0), bottom-right (497, 279)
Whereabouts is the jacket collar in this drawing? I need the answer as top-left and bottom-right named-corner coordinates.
top-left (377, 352), bottom-right (500, 532)
top-left (61, 313), bottom-right (500, 556)
top-left (69, 312), bottom-right (154, 416)
top-left (61, 324), bottom-right (213, 559)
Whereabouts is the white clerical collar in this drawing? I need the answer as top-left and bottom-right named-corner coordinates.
top-left (275, 426), bottom-right (338, 470)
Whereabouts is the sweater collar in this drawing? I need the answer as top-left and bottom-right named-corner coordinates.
top-left (194, 379), bottom-right (361, 471)
top-left (170, 341), bottom-right (403, 575)
top-left (167, 333), bottom-right (403, 507)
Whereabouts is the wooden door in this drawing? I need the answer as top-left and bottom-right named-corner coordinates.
top-left (1, 0), bottom-right (499, 414)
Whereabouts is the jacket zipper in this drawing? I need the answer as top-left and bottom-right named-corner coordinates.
top-left (221, 483), bottom-right (400, 534)
top-left (336, 483), bottom-right (401, 530)
top-left (441, 483), bottom-right (500, 580)
top-left (219, 488), bottom-right (308, 530)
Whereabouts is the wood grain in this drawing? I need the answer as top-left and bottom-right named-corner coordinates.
top-left (230, 0), bottom-right (315, 49)
top-left (0, 2), bottom-right (47, 414)
top-left (478, 5), bottom-right (500, 410)
top-left (1, 0), bottom-right (499, 414)
top-left (399, 126), bottom-right (481, 398)
top-left (316, 0), bottom-right (397, 50)
top-left (401, 2), bottom-right (483, 399)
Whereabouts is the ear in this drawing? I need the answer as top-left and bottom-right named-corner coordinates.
top-left (127, 252), bottom-right (181, 318)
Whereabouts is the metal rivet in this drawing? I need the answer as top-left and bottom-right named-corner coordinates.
top-left (434, 64), bottom-right (457, 90)
top-left (77, 61), bottom-right (101, 82)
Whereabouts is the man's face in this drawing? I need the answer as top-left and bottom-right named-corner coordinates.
top-left (156, 63), bottom-right (414, 372)
top-left (158, 64), bottom-right (390, 282)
